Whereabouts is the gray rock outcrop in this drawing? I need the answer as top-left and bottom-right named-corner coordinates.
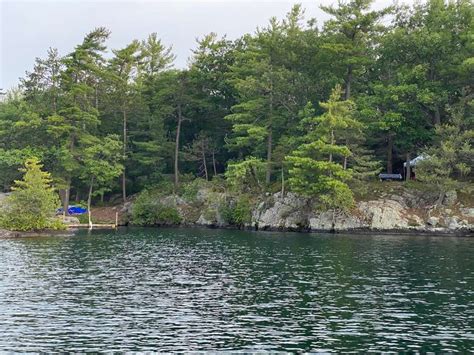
top-left (135, 187), bottom-right (473, 235)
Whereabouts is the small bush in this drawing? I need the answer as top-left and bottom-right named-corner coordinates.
top-left (77, 214), bottom-right (90, 224)
top-left (130, 190), bottom-right (182, 226)
top-left (221, 196), bottom-right (253, 227)
top-left (316, 180), bottom-right (355, 212)
top-left (151, 180), bottom-right (175, 196)
top-left (181, 178), bottom-right (208, 202)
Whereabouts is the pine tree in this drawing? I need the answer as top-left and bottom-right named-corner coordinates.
top-left (48, 27), bottom-right (110, 214)
top-left (417, 96), bottom-right (474, 204)
top-left (107, 40), bottom-right (141, 202)
top-left (126, 34), bottom-right (175, 188)
top-left (0, 158), bottom-right (62, 231)
top-left (225, 11), bottom-right (308, 184)
top-left (286, 86), bottom-right (358, 210)
top-left (225, 157), bottom-right (266, 192)
top-left (321, 0), bottom-right (392, 99)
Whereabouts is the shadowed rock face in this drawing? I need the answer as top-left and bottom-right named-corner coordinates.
top-left (0, 229), bottom-right (14, 238)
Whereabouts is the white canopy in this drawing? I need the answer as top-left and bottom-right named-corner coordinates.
top-left (403, 155), bottom-right (427, 167)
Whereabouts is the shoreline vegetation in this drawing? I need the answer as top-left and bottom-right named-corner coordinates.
top-left (124, 180), bottom-right (473, 236)
top-left (0, 0), bottom-right (473, 235)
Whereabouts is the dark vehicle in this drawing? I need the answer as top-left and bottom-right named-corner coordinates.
top-left (378, 173), bottom-right (403, 181)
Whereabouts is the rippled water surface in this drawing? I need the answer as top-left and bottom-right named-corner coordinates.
top-left (1, 228), bottom-right (473, 352)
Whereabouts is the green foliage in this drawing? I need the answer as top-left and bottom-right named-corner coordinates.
top-left (417, 98), bottom-right (474, 196)
top-left (130, 190), bottom-right (182, 226)
top-left (351, 147), bottom-right (382, 181)
top-left (220, 196), bottom-right (253, 227)
top-left (287, 86), bottom-right (356, 211)
top-left (0, 147), bottom-right (40, 189)
top-left (181, 178), bottom-right (208, 202)
top-left (225, 157), bottom-right (266, 192)
top-left (82, 135), bottom-right (124, 197)
top-left (0, 0), bottom-right (472, 217)
top-left (321, 0), bottom-right (392, 99)
top-left (317, 180), bottom-right (355, 211)
top-left (0, 158), bottom-right (64, 231)
top-left (145, 180), bottom-right (175, 197)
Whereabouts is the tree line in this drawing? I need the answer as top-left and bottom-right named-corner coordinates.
top-left (0, 0), bottom-right (472, 212)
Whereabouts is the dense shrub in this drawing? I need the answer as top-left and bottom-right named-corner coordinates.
top-left (181, 178), bottom-right (209, 202)
top-left (130, 190), bottom-right (182, 226)
top-left (221, 196), bottom-right (253, 227)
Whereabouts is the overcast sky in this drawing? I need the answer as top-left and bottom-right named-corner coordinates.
top-left (1, 0), bottom-right (410, 90)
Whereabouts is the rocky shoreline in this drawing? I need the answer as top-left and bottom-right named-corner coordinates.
top-left (128, 187), bottom-right (473, 236)
top-left (1, 187), bottom-right (473, 237)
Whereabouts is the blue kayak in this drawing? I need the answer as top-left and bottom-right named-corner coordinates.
top-left (56, 206), bottom-right (88, 215)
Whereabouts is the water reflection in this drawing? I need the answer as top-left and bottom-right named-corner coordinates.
top-left (0, 228), bottom-right (473, 352)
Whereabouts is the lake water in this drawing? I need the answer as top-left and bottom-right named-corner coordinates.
top-left (0, 228), bottom-right (473, 352)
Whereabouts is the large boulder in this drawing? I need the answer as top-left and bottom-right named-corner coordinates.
top-left (196, 206), bottom-right (227, 227)
top-left (309, 211), bottom-right (364, 231)
top-left (358, 199), bottom-right (409, 230)
top-left (253, 193), bottom-right (309, 230)
top-left (445, 216), bottom-right (460, 230)
top-left (195, 189), bottom-right (227, 226)
top-left (426, 216), bottom-right (439, 227)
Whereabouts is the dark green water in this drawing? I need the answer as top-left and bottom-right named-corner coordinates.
top-left (0, 228), bottom-right (473, 352)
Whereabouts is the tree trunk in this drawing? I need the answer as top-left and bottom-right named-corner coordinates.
top-left (266, 129), bottom-right (273, 184)
top-left (405, 152), bottom-right (411, 181)
top-left (95, 85), bottom-right (99, 110)
top-left (434, 106), bottom-right (441, 125)
top-left (87, 176), bottom-right (94, 229)
top-left (212, 150), bottom-right (217, 176)
top-left (281, 167), bottom-right (285, 196)
top-left (345, 65), bottom-right (353, 100)
top-left (174, 106), bottom-right (182, 187)
top-left (387, 133), bottom-right (393, 174)
top-left (63, 177), bottom-right (71, 216)
top-left (436, 191), bottom-right (445, 207)
top-left (202, 145), bottom-right (208, 181)
top-left (329, 129), bottom-right (335, 162)
top-left (52, 95), bottom-right (57, 113)
top-left (331, 209), bottom-right (336, 233)
top-left (266, 79), bottom-right (274, 184)
top-left (343, 138), bottom-right (348, 169)
top-left (63, 136), bottom-right (75, 216)
top-left (122, 109), bottom-right (127, 202)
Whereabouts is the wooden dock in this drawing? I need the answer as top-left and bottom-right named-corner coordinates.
top-left (68, 224), bottom-right (117, 229)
